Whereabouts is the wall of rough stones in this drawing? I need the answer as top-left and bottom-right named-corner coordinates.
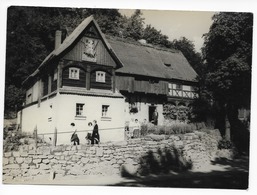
top-left (2, 129), bottom-right (222, 182)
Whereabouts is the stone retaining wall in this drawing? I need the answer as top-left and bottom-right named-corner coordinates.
top-left (3, 129), bottom-right (222, 182)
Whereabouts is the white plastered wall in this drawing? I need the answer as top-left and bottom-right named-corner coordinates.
top-left (55, 94), bottom-right (125, 144)
top-left (21, 93), bottom-right (125, 145)
top-left (21, 96), bottom-right (57, 143)
top-left (124, 101), bottom-right (164, 125)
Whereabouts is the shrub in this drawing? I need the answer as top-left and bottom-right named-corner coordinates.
top-left (137, 147), bottom-right (192, 176)
top-left (3, 130), bottom-right (33, 152)
top-left (163, 120), bottom-right (195, 134)
top-left (163, 103), bottom-right (191, 121)
top-left (143, 120), bottom-right (196, 136)
top-left (146, 123), bottom-right (157, 134)
top-left (140, 124), bottom-right (148, 136)
top-left (218, 138), bottom-right (233, 149)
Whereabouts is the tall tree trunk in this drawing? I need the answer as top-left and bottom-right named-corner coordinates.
top-left (225, 114), bottom-right (231, 140)
top-left (214, 102), bottom-right (226, 137)
top-left (226, 103), bottom-right (239, 142)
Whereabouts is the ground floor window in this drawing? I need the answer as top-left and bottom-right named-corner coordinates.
top-left (76, 103), bottom-right (85, 116)
top-left (102, 105), bottom-right (109, 117)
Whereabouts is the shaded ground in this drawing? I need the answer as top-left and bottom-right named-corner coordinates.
top-left (110, 155), bottom-right (249, 189)
top-left (4, 155), bottom-right (249, 189)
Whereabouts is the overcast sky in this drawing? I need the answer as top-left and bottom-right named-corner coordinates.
top-left (119, 9), bottom-right (215, 52)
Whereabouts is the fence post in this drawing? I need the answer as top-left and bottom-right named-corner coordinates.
top-left (34, 126), bottom-right (38, 149)
top-left (53, 127), bottom-right (57, 146)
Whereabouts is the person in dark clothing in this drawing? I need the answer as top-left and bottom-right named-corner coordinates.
top-left (91, 120), bottom-right (100, 145)
top-left (152, 109), bottom-right (158, 125)
top-left (70, 123), bottom-right (80, 145)
top-left (85, 122), bottom-right (93, 145)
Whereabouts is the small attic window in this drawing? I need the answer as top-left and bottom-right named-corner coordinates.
top-left (164, 63), bottom-right (171, 67)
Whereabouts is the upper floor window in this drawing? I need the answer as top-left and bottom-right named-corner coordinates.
top-left (191, 86), bottom-right (197, 91)
top-left (96, 71), bottom-right (106, 83)
top-left (69, 68), bottom-right (80, 80)
top-left (176, 84), bottom-right (182, 90)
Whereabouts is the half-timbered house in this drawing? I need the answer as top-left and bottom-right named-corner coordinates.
top-left (108, 37), bottom-right (198, 124)
top-left (19, 15), bottom-right (198, 144)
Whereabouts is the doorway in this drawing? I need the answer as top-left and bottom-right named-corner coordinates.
top-left (149, 105), bottom-right (156, 123)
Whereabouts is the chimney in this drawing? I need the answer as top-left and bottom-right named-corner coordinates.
top-left (55, 30), bottom-right (62, 49)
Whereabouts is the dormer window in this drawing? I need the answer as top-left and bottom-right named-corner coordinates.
top-left (96, 71), bottom-right (106, 83)
top-left (164, 63), bottom-right (173, 70)
top-left (69, 68), bottom-right (80, 80)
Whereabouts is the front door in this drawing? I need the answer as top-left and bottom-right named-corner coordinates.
top-left (149, 105), bottom-right (156, 123)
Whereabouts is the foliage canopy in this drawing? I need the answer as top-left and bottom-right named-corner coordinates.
top-left (202, 12), bottom-right (252, 151)
top-left (203, 12), bottom-right (252, 109)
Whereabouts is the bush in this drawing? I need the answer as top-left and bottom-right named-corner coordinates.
top-left (146, 123), bottom-right (157, 134)
top-left (138, 147), bottom-right (192, 176)
top-left (3, 129), bottom-right (33, 152)
top-left (218, 138), bottom-right (233, 149)
top-left (140, 124), bottom-right (148, 136)
top-left (143, 120), bottom-right (196, 136)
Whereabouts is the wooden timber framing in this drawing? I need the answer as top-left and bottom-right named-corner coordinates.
top-left (115, 75), bottom-right (168, 95)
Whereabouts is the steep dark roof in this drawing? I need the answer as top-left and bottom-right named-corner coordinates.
top-left (107, 37), bottom-right (198, 82)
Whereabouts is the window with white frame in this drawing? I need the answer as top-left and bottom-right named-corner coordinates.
top-left (102, 105), bottom-right (109, 117)
top-left (69, 68), bottom-right (80, 80)
top-left (76, 103), bottom-right (84, 116)
top-left (96, 71), bottom-right (106, 83)
top-left (168, 83), bottom-right (172, 94)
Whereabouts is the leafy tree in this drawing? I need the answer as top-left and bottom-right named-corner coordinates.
top-left (83, 8), bottom-right (123, 36)
top-left (6, 7), bottom-right (85, 87)
top-left (6, 7), bottom-right (122, 87)
top-left (202, 12), bottom-right (252, 151)
top-left (122, 9), bottom-right (145, 40)
top-left (143, 24), bottom-right (173, 48)
top-left (4, 85), bottom-right (25, 118)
